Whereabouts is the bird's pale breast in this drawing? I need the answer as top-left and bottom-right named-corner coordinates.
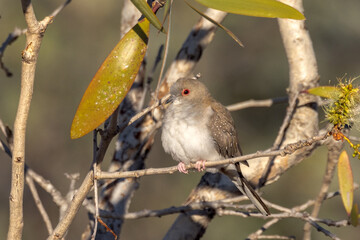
top-left (161, 103), bottom-right (222, 164)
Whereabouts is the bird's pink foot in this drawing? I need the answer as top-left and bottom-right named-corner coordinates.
top-left (195, 160), bottom-right (206, 172)
top-left (177, 162), bottom-right (188, 174)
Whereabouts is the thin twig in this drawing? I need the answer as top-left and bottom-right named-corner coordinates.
top-left (49, 99), bottom-right (121, 240)
top-left (155, 0), bottom-right (173, 97)
top-left (226, 97), bottom-right (288, 111)
top-left (27, 167), bottom-right (67, 207)
top-left (91, 130), bottom-right (99, 240)
top-left (247, 218), bottom-right (281, 240)
top-left (93, 184), bottom-right (354, 240)
top-left (97, 217), bottom-right (117, 239)
top-left (0, 139), bottom-right (12, 157)
top-left (303, 138), bottom-right (343, 240)
top-left (262, 200), bottom-right (292, 213)
top-left (97, 150), bottom-right (282, 179)
top-left (306, 219), bottom-right (341, 240)
top-left (48, 172), bottom-right (94, 240)
top-left (25, 175), bottom-right (53, 234)
top-left (97, 133), bottom-right (329, 180)
top-left (140, 45), bottom-right (163, 110)
top-left (254, 235), bottom-right (295, 240)
top-left (220, 210), bottom-right (343, 240)
top-left (1, 120), bottom-right (68, 213)
top-left (49, 0), bottom-right (72, 18)
top-left (0, 28), bottom-right (27, 77)
top-left (91, 170), bottom-right (99, 240)
top-left (127, 94), bottom-right (170, 126)
top-left (258, 93), bottom-right (299, 187)
top-left (100, 198), bottom-right (252, 220)
top-left (0, 118), bottom-right (13, 157)
top-left (273, 93), bottom-right (300, 149)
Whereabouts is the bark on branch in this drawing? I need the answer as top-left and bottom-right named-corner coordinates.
top-left (7, 0), bottom-right (70, 239)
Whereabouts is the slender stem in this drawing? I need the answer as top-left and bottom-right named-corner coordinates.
top-left (26, 175), bottom-right (53, 234)
top-left (6, 0), bottom-right (70, 238)
top-left (98, 133), bottom-right (329, 180)
top-left (302, 139), bottom-right (343, 240)
top-left (8, 0), bottom-right (42, 238)
top-left (47, 171), bottom-right (94, 240)
top-left (49, 108), bottom-right (119, 239)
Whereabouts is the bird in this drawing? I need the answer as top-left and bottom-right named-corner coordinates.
top-left (161, 77), bottom-right (270, 216)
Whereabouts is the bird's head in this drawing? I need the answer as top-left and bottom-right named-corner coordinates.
top-left (167, 78), bottom-right (211, 106)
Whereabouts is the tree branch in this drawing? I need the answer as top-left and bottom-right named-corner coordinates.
top-left (226, 97), bottom-right (288, 112)
top-left (0, 28), bottom-right (27, 77)
top-left (247, 218), bottom-right (281, 240)
top-left (97, 132), bottom-right (329, 180)
top-left (8, 0), bottom-right (70, 238)
top-left (25, 174), bottom-right (53, 234)
top-left (303, 138), bottom-right (343, 240)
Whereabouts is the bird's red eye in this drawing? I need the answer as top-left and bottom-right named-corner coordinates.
top-left (182, 89), bottom-right (190, 96)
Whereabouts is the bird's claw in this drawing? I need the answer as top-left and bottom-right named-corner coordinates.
top-left (195, 160), bottom-right (206, 172)
top-left (177, 162), bottom-right (188, 174)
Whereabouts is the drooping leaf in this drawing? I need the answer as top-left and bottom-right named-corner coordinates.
top-left (131, 0), bottom-right (166, 33)
top-left (185, 0), bottom-right (244, 47)
top-left (338, 150), bottom-right (354, 215)
top-left (350, 203), bottom-right (359, 226)
top-left (71, 18), bottom-right (150, 139)
top-left (194, 0), bottom-right (305, 20)
top-left (162, 0), bottom-right (172, 26)
top-left (306, 86), bottom-right (341, 99)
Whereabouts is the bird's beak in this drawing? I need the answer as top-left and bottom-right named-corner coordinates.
top-left (164, 94), bottom-right (174, 104)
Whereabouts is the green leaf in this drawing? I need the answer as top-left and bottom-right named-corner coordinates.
top-left (71, 18), bottom-right (150, 139)
top-left (338, 150), bottom-right (354, 216)
top-left (185, 0), bottom-right (244, 47)
top-left (131, 0), bottom-right (166, 33)
top-left (306, 86), bottom-right (341, 99)
top-left (350, 203), bottom-right (359, 226)
top-left (194, 0), bottom-right (305, 19)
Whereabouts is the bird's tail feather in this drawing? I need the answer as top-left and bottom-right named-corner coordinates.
top-left (223, 163), bottom-right (270, 216)
top-left (238, 173), bottom-right (270, 216)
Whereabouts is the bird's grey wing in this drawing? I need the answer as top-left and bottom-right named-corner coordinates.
top-left (209, 102), bottom-right (269, 215)
top-left (208, 101), bottom-right (243, 158)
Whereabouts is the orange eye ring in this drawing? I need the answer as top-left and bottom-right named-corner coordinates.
top-left (182, 89), bottom-right (190, 96)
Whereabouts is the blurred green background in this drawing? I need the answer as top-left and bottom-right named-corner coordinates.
top-left (1, 0), bottom-right (360, 239)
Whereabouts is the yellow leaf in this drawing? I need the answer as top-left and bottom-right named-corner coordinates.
top-left (306, 86), bottom-right (341, 99)
top-left (350, 203), bottom-right (359, 226)
top-left (194, 0), bottom-right (305, 20)
top-left (338, 150), bottom-right (354, 215)
top-left (71, 18), bottom-right (150, 139)
top-left (131, 0), bottom-right (166, 33)
top-left (185, 0), bottom-right (244, 47)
